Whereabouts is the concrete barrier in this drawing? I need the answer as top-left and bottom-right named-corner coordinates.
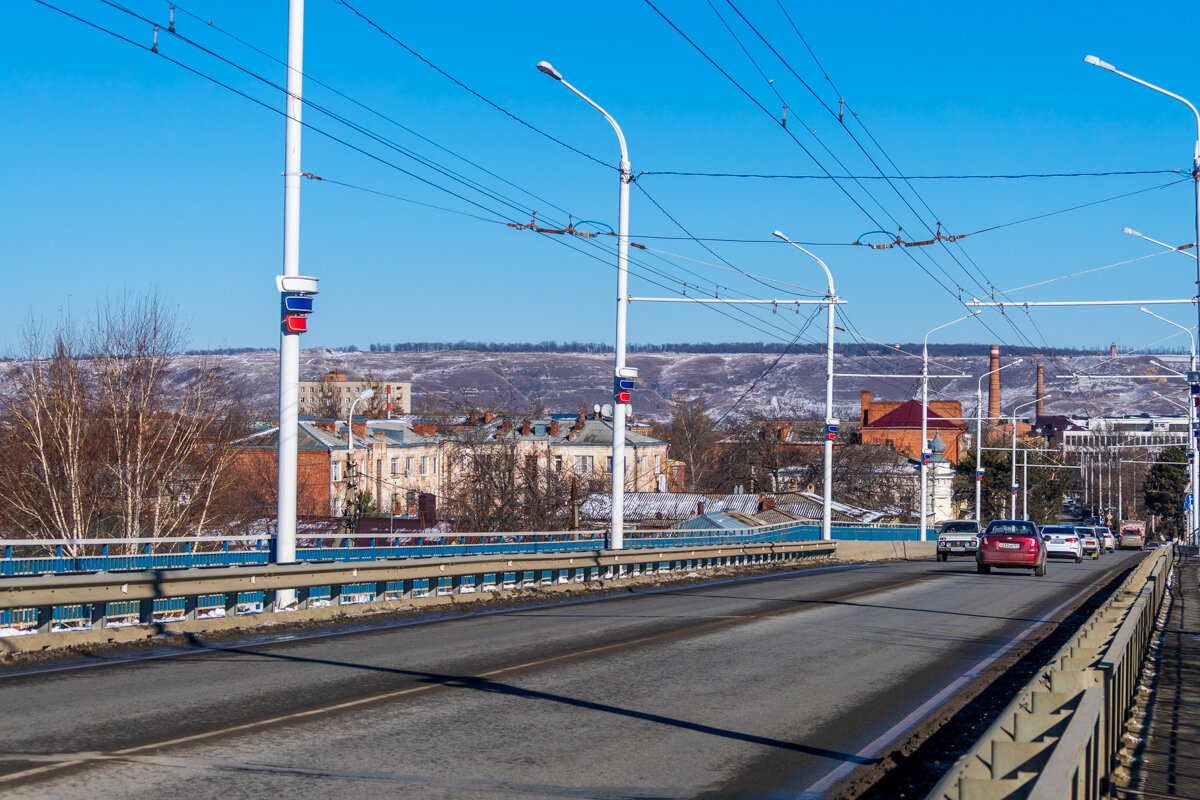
top-left (833, 540), bottom-right (936, 562)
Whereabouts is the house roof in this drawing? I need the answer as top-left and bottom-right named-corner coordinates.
top-left (863, 400), bottom-right (966, 431)
top-left (671, 511), bottom-right (750, 531)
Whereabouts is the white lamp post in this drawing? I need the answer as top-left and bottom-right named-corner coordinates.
top-left (1123, 227), bottom-right (1199, 261)
top-left (1143, 307), bottom-right (1199, 541)
top-left (538, 60), bottom-right (633, 551)
top-left (1010, 398), bottom-right (1041, 519)
top-left (975, 357), bottom-right (1023, 523)
top-left (773, 230), bottom-right (838, 541)
top-left (347, 387), bottom-right (375, 455)
top-left (1086, 54), bottom-right (1200, 392)
top-left (920, 312), bottom-right (980, 539)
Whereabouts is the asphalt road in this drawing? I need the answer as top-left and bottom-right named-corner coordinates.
top-left (0, 551), bottom-right (1140, 799)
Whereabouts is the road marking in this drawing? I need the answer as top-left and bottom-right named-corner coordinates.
top-left (0, 563), bottom-right (901, 787)
top-left (793, 572), bottom-right (1117, 799)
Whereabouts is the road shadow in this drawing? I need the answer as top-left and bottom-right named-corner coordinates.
top-left (187, 641), bottom-right (877, 767)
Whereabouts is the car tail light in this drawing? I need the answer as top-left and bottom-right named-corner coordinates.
top-left (1066, 537), bottom-right (1078, 543)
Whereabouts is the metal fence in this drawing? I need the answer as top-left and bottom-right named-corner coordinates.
top-left (0, 541), bottom-right (838, 639)
top-left (925, 546), bottom-right (1170, 799)
top-left (0, 520), bottom-right (920, 577)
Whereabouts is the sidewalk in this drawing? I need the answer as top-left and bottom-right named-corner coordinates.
top-left (1114, 547), bottom-right (1200, 799)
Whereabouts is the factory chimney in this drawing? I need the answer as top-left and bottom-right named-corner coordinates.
top-left (1036, 363), bottom-right (1045, 420)
top-left (988, 346), bottom-right (1001, 422)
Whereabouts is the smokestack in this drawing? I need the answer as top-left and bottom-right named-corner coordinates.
top-left (988, 346), bottom-right (1001, 422)
top-left (860, 390), bottom-right (872, 425)
top-left (1036, 363), bottom-right (1045, 420)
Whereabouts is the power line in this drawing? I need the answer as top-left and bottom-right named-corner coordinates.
top-left (640, 169), bottom-right (1183, 180)
top-left (335, 0), bottom-right (613, 171)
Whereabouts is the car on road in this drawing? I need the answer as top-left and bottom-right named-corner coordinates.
top-left (1096, 527), bottom-right (1116, 553)
top-left (1077, 526), bottom-right (1101, 559)
top-left (936, 519), bottom-right (982, 561)
top-left (1040, 525), bottom-right (1084, 563)
top-left (977, 519), bottom-right (1047, 576)
top-left (1143, 541), bottom-right (1163, 551)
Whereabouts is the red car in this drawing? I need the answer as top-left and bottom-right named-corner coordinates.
top-left (977, 519), bottom-right (1048, 577)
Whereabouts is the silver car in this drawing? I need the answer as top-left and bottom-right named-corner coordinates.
top-left (1040, 525), bottom-right (1084, 563)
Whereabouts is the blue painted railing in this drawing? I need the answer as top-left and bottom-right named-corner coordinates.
top-left (0, 521), bottom-right (921, 578)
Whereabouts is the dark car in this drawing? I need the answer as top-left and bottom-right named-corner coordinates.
top-left (977, 519), bottom-right (1048, 577)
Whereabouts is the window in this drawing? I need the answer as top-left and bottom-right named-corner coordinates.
top-left (331, 461), bottom-right (343, 482)
top-left (525, 454), bottom-right (538, 473)
top-left (406, 457), bottom-right (414, 477)
top-left (554, 455), bottom-right (563, 472)
top-left (461, 454), bottom-right (470, 471)
top-left (420, 456), bottom-right (429, 476)
top-left (654, 454), bottom-right (661, 472)
top-left (432, 456), bottom-right (438, 475)
top-left (391, 457), bottom-right (399, 476)
top-left (574, 455), bottom-right (594, 474)
top-left (606, 455), bottom-right (613, 472)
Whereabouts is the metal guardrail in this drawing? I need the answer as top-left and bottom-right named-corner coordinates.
top-left (0, 540), bottom-right (838, 640)
top-left (926, 547), bottom-right (1170, 800)
top-left (0, 520), bottom-right (920, 577)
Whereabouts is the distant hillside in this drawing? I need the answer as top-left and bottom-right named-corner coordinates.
top-left (160, 347), bottom-right (1187, 424)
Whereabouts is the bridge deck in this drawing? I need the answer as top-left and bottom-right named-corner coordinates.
top-left (1117, 549), bottom-right (1200, 800)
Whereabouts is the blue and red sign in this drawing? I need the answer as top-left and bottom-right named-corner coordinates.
top-left (281, 292), bottom-right (314, 335)
top-left (614, 377), bottom-right (634, 404)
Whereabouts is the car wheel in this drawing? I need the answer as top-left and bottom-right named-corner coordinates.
top-left (937, 552), bottom-right (946, 562)
top-left (1035, 561), bottom-right (1046, 577)
top-left (1075, 554), bottom-right (1083, 564)
top-left (977, 562), bottom-right (991, 574)
top-left (1092, 552), bottom-right (1099, 560)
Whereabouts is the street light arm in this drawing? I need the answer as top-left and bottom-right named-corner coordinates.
top-left (1085, 55), bottom-right (1200, 160)
top-left (538, 62), bottom-right (629, 166)
top-left (1140, 307), bottom-right (1197, 358)
top-left (773, 230), bottom-right (835, 296)
top-left (924, 311), bottom-right (981, 351)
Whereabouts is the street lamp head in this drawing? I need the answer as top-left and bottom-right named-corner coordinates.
top-left (1123, 227), bottom-right (1142, 237)
top-left (1084, 54), bottom-right (1116, 71)
top-left (772, 230), bottom-right (790, 242)
top-left (357, 388), bottom-right (375, 401)
top-left (536, 60), bottom-right (563, 81)
top-left (1139, 306), bottom-right (1151, 314)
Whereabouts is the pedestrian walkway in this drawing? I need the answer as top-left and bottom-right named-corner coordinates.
top-left (1114, 547), bottom-right (1200, 799)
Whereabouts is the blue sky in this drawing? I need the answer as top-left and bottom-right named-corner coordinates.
top-left (2, 0), bottom-right (1196, 355)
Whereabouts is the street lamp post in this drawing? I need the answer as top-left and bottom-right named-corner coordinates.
top-left (538, 60), bottom-right (633, 551)
top-left (773, 230), bottom-right (838, 541)
top-left (975, 357), bottom-right (1024, 523)
top-left (347, 388), bottom-right (375, 456)
top-left (1141, 308), bottom-right (1199, 541)
top-left (1010, 398), bottom-right (1041, 519)
top-left (1123, 227), bottom-right (1199, 261)
top-left (1086, 54), bottom-right (1200, 394)
top-left (921, 312), bottom-right (981, 540)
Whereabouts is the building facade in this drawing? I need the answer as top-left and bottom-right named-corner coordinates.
top-left (297, 371), bottom-right (412, 417)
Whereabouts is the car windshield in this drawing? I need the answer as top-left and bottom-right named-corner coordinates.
top-left (941, 522), bottom-right (978, 533)
top-left (1042, 526), bottom-right (1074, 534)
top-left (985, 522), bottom-right (1037, 536)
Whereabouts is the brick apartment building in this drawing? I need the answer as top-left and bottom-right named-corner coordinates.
top-left (858, 390), bottom-right (967, 463)
top-left (230, 410), bottom-right (673, 521)
top-left (297, 371), bottom-right (412, 417)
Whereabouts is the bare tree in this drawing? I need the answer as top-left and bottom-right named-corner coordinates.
top-left (0, 296), bottom-right (250, 548)
top-left (0, 324), bottom-right (108, 552)
top-left (650, 397), bottom-right (721, 491)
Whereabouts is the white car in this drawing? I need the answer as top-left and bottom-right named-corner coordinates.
top-left (1096, 527), bottom-right (1116, 553)
top-left (1041, 525), bottom-right (1084, 562)
top-left (1077, 526), bottom-right (1101, 559)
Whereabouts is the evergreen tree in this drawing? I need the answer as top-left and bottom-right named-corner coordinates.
top-left (1144, 445), bottom-right (1188, 537)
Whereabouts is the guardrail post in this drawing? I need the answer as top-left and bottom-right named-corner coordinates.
top-left (90, 602), bottom-right (107, 631)
top-left (224, 591), bottom-right (238, 619)
top-left (138, 597), bottom-right (154, 626)
top-left (183, 594), bottom-right (197, 621)
top-left (36, 606), bottom-right (54, 635)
